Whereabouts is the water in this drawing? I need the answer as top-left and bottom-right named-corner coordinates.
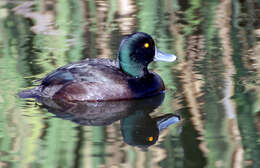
top-left (0, 0), bottom-right (260, 168)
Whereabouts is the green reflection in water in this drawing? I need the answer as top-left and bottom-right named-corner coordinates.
top-left (231, 1), bottom-right (260, 166)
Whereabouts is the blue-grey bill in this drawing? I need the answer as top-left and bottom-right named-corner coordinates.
top-left (157, 115), bottom-right (180, 132)
top-left (154, 47), bottom-right (177, 62)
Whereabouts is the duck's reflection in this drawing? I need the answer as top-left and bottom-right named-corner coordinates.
top-left (121, 111), bottom-right (180, 148)
top-left (37, 93), bottom-right (180, 147)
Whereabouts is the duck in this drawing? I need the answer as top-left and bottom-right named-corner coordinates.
top-left (18, 32), bottom-right (177, 102)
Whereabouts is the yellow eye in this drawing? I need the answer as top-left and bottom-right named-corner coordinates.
top-left (144, 43), bottom-right (149, 48)
top-left (148, 136), bottom-right (153, 141)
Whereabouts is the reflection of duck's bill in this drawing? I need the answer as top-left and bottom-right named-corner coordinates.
top-left (156, 114), bottom-right (180, 132)
top-left (154, 47), bottom-right (177, 62)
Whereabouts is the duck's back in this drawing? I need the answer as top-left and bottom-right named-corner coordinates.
top-left (19, 59), bottom-right (131, 101)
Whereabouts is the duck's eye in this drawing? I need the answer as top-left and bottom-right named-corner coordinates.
top-left (147, 136), bottom-right (153, 142)
top-left (144, 43), bottom-right (149, 48)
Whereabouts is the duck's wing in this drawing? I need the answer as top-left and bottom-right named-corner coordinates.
top-left (37, 58), bottom-right (133, 101)
top-left (41, 58), bottom-right (119, 88)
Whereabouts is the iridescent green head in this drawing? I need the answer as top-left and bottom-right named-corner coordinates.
top-left (118, 32), bottom-right (177, 78)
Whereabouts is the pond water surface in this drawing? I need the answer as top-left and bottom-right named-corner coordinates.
top-left (0, 1), bottom-right (260, 168)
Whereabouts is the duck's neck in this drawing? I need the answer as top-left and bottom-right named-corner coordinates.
top-left (119, 61), bottom-right (148, 78)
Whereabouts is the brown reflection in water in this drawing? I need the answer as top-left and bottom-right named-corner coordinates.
top-left (178, 34), bottom-right (205, 136)
top-left (239, 3), bottom-right (260, 139)
top-left (105, 123), bottom-right (125, 167)
top-left (0, 162), bottom-right (7, 167)
top-left (169, 2), bottom-right (208, 161)
top-left (137, 151), bottom-right (146, 168)
top-left (240, 1), bottom-right (259, 75)
top-left (250, 18), bottom-right (260, 134)
top-left (179, 35), bottom-right (209, 157)
top-left (169, 11), bottom-right (185, 63)
top-left (168, 8), bottom-right (185, 116)
top-left (117, 0), bottom-right (137, 34)
top-left (256, 30), bottom-right (260, 133)
top-left (216, 1), bottom-right (244, 167)
top-left (82, 127), bottom-right (91, 168)
top-left (150, 146), bottom-right (167, 166)
top-left (95, 0), bottom-right (113, 59)
top-left (13, 1), bottom-right (59, 35)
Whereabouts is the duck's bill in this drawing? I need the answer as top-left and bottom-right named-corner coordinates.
top-left (154, 48), bottom-right (177, 62)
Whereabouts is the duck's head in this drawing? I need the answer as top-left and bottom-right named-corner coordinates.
top-left (118, 32), bottom-right (177, 78)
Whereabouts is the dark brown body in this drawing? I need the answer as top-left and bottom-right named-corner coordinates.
top-left (18, 59), bottom-right (165, 102)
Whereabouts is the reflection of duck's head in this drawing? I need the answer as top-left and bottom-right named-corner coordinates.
top-left (120, 112), bottom-right (180, 148)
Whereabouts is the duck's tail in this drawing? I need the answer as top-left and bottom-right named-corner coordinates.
top-left (18, 87), bottom-right (41, 99)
